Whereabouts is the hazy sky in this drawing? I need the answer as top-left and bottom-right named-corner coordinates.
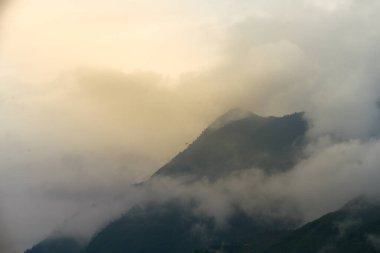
top-left (1, 0), bottom-right (380, 252)
top-left (0, 0), bottom-right (360, 80)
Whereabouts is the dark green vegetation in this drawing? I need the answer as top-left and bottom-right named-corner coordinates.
top-left (155, 109), bottom-right (308, 181)
top-left (261, 197), bottom-right (380, 253)
top-left (192, 197), bottom-right (380, 253)
top-left (82, 201), bottom-right (295, 253)
top-left (80, 196), bottom-right (380, 253)
top-left (24, 237), bottom-right (83, 253)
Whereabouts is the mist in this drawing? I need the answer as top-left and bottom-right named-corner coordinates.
top-left (137, 136), bottom-right (380, 224)
top-left (1, 0), bottom-right (380, 252)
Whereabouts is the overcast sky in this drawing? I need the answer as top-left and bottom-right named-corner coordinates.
top-left (1, 0), bottom-right (380, 252)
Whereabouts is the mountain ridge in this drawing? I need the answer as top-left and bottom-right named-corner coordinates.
top-left (260, 196), bottom-right (380, 253)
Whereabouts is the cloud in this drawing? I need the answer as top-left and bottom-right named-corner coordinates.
top-left (368, 234), bottom-right (380, 250)
top-left (145, 136), bottom-right (380, 221)
top-left (1, 0), bottom-right (380, 251)
top-left (223, 0), bottom-right (380, 139)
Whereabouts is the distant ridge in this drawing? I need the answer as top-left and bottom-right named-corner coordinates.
top-left (154, 109), bottom-right (308, 181)
top-left (262, 196), bottom-right (380, 253)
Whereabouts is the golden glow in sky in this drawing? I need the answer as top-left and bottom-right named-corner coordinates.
top-left (1, 0), bottom-right (229, 80)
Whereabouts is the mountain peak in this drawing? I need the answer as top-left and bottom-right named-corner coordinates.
top-left (341, 195), bottom-right (380, 212)
top-left (154, 110), bottom-right (308, 181)
top-left (208, 108), bottom-right (258, 130)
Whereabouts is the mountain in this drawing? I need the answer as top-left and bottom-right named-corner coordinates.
top-left (24, 109), bottom-right (309, 253)
top-left (24, 237), bottom-right (83, 253)
top-left (23, 108), bottom-right (380, 253)
top-left (78, 110), bottom-right (307, 253)
top-left (154, 109), bottom-right (308, 181)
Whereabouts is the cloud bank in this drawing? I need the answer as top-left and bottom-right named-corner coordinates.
top-left (1, 0), bottom-right (380, 252)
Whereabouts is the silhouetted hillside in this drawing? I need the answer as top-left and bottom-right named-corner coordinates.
top-left (24, 237), bottom-right (83, 253)
top-left (193, 197), bottom-right (380, 253)
top-left (82, 201), bottom-right (295, 253)
top-left (261, 196), bottom-right (380, 253)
